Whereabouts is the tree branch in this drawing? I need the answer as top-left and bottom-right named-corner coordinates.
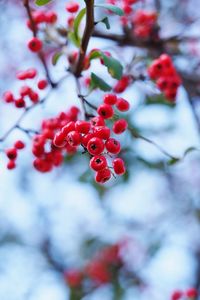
top-left (74, 0), bottom-right (94, 77)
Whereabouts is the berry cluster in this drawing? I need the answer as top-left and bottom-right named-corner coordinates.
top-left (3, 68), bottom-right (48, 108)
top-left (5, 140), bottom-right (25, 170)
top-left (32, 106), bottom-right (80, 173)
top-left (171, 288), bottom-right (198, 300)
top-left (52, 94), bottom-right (130, 183)
top-left (106, 0), bottom-right (158, 39)
top-left (132, 10), bottom-right (158, 38)
top-left (64, 242), bottom-right (122, 288)
top-left (148, 54), bottom-right (182, 101)
top-left (27, 10), bottom-right (58, 31)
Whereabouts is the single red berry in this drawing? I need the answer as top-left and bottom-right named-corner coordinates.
top-left (6, 148), bottom-right (17, 160)
top-left (28, 37), bottom-right (43, 52)
top-left (75, 120), bottom-right (91, 134)
top-left (87, 137), bottom-right (105, 155)
top-left (93, 126), bottom-right (110, 140)
top-left (14, 140), bottom-right (25, 150)
top-left (7, 160), bottom-right (16, 170)
top-left (32, 11), bottom-right (46, 24)
top-left (171, 290), bottom-right (183, 300)
top-left (112, 158), bottom-right (126, 175)
top-left (112, 119), bottom-right (128, 134)
top-left (66, 131), bottom-right (81, 147)
top-left (3, 91), bottom-right (14, 103)
top-left (29, 91), bottom-right (39, 103)
top-left (103, 94), bottom-right (117, 105)
top-left (61, 121), bottom-right (76, 135)
top-left (53, 132), bottom-right (67, 148)
top-left (45, 11), bottom-right (58, 23)
top-left (113, 76), bottom-right (130, 93)
top-left (91, 116), bottom-right (105, 127)
top-left (37, 79), bottom-right (48, 90)
top-left (15, 98), bottom-right (26, 108)
top-left (66, 2), bottom-right (79, 13)
top-left (185, 288), bottom-right (198, 299)
top-left (26, 68), bottom-right (37, 79)
top-left (90, 155), bottom-right (107, 171)
top-left (82, 133), bottom-right (95, 148)
top-left (20, 85), bottom-right (31, 97)
top-left (95, 168), bottom-right (112, 184)
top-left (116, 98), bottom-right (130, 112)
top-left (105, 138), bottom-right (121, 154)
top-left (64, 270), bottom-right (82, 288)
top-left (97, 104), bottom-right (114, 119)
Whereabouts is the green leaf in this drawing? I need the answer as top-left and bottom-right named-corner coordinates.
top-left (35, 0), bottom-right (52, 6)
top-left (90, 73), bottom-right (112, 91)
top-left (101, 53), bottom-right (123, 80)
top-left (95, 4), bottom-right (124, 16)
top-left (183, 146), bottom-right (199, 157)
top-left (89, 50), bottom-right (102, 61)
top-left (73, 8), bottom-right (86, 45)
top-left (167, 157), bottom-right (180, 165)
top-left (98, 17), bottom-right (111, 29)
top-left (68, 31), bottom-right (81, 47)
top-left (52, 52), bottom-right (63, 66)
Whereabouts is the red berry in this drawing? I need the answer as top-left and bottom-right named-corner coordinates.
top-left (66, 131), bottom-right (81, 146)
top-left (20, 86), bottom-right (31, 97)
top-left (112, 119), bottom-right (128, 134)
top-left (26, 68), bottom-right (37, 79)
top-left (7, 160), bottom-right (16, 170)
top-left (105, 138), bottom-right (121, 154)
top-left (28, 37), bottom-right (43, 52)
top-left (91, 116), bottom-right (105, 127)
top-left (75, 120), bottom-right (91, 134)
top-left (97, 104), bottom-right (114, 119)
top-left (64, 270), bottom-right (82, 288)
top-left (112, 158), bottom-right (126, 175)
top-left (171, 290), bottom-right (183, 300)
top-left (103, 94), bottom-right (117, 105)
top-left (61, 122), bottom-right (75, 136)
top-left (37, 79), bottom-right (48, 90)
top-left (14, 140), bottom-right (25, 150)
top-left (15, 98), bottom-right (26, 108)
top-left (3, 91), bottom-right (14, 103)
top-left (95, 168), bottom-right (111, 184)
top-left (185, 288), bottom-right (198, 299)
top-left (66, 2), bottom-right (79, 13)
top-left (45, 11), bottom-right (58, 23)
top-left (53, 132), bottom-right (66, 148)
top-left (116, 98), bottom-right (130, 112)
top-left (113, 76), bottom-right (130, 93)
top-left (29, 91), bottom-right (39, 103)
top-left (87, 137), bottom-right (105, 155)
top-left (82, 133), bottom-right (95, 148)
top-left (94, 126), bottom-right (110, 140)
top-left (6, 148), bottom-right (17, 160)
top-left (90, 155), bottom-right (107, 171)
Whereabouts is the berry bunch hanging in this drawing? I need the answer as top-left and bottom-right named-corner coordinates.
top-left (148, 54), bottom-right (182, 101)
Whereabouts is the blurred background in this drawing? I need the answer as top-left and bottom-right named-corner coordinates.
top-left (1, 0), bottom-right (200, 299)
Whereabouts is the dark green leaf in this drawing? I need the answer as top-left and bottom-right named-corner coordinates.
top-left (98, 17), bottom-right (111, 29)
top-left (95, 4), bottom-right (124, 16)
top-left (35, 0), bottom-right (52, 6)
top-left (101, 53), bottom-right (123, 79)
top-left (52, 52), bottom-right (63, 66)
top-left (90, 73), bottom-right (112, 91)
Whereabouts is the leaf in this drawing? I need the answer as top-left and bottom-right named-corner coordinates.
top-left (52, 52), bottom-right (63, 66)
top-left (90, 73), bottom-right (112, 91)
top-left (101, 53), bottom-right (123, 80)
top-left (183, 146), bottom-right (199, 158)
top-left (35, 0), bottom-right (52, 6)
top-left (73, 8), bottom-right (86, 45)
top-left (167, 157), bottom-right (180, 165)
top-left (98, 17), bottom-right (111, 29)
top-left (95, 4), bottom-right (124, 16)
top-left (89, 50), bottom-right (102, 61)
top-left (68, 31), bottom-right (81, 47)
